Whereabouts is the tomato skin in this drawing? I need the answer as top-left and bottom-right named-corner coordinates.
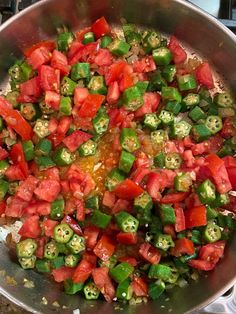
top-left (93, 235), bottom-right (115, 261)
top-left (18, 215), bottom-right (41, 238)
top-left (92, 267), bottom-right (116, 303)
top-left (105, 61), bottom-right (127, 85)
top-left (27, 46), bottom-right (51, 70)
top-left (185, 205), bottom-right (207, 229)
top-left (10, 143), bottom-right (29, 178)
top-left (84, 226), bottom-right (100, 249)
top-left (72, 258), bottom-right (96, 283)
top-left (133, 56), bottom-right (156, 73)
top-left (51, 49), bottom-right (70, 75)
top-left (195, 62), bottom-right (214, 89)
top-left (113, 179), bottom-right (144, 200)
top-left (34, 179), bottom-right (61, 202)
top-left (78, 94), bottom-right (105, 118)
top-left (39, 65), bottom-right (60, 92)
top-left (69, 42), bottom-right (97, 65)
top-left (45, 91), bottom-right (60, 110)
top-left (48, 116), bottom-right (72, 147)
top-left (112, 199), bottom-right (131, 214)
top-left (168, 36), bottom-right (187, 64)
top-left (221, 118), bottom-right (236, 138)
top-left (199, 241), bottom-right (226, 264)
top-left (174, 205), bottom-right (186, 232)
top-left (131, 277), bottom-right (148, 297)
top-left (16, 175), bottom-right (38, 202)
top-left (146, 172), bottom-right (162, 201)
top-left (139, 242), bottom-right (161, 264)
top-left (91, 17), bottom-right (110, 38)
top-left (24, 40), bottom-right (55, 58)
top-left (188, 259), bottom-right (215, 271)
top-left (73, 87), bottom-right (89, 107)
top-left (171, 238), bottom-right (195, 257)
top-left (161, 192), bottom-right (189, 204)
top-left (118, 256), bottom-right (138, 267)
top-left (116, 232), bottom-right (137, 245)
top-left (52, 266), bottom-right (75, 283)
top-left (63, 130), bottom-right (92, 152)
top-left (42, 219), bottom-right (59, 237)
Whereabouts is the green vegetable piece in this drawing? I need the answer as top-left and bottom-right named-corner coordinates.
top-left (119, 150), bottom-right (135, 174)
top-left (197, 179), bottom-right (216, 204)
top-left (217, 145), bottom-right (233, 158)
top-left (59, 96), bottom-right (72, 116)
top-left (35, 138), bottom-right (52, 156)
top-left (82, 32), bottom-right (95, 44)
top-left (44, 241), bottom-right (59, 260)
top-left (34, 156), bottom-right (56, 170)
top-left (22, 140), bottom-right (34, 161)
top-left (148, 281), bottom-right (165, 300)
top-left (67, 234), bottom-right (85, 254)
top-left (8, 182), bottom-right (19, 195)
top-left (18, 256), bottom-right (36, 269)
top-left (148, 71), bottom-right (167, 92)
top-left (120, 128), bottom-right (140, 152)
top-left (191, 124), bottom-right (211, 142)
top-left (57, 32), bottom-right (74, 52)
top-left (174, 172), bottom-right (192, 192)
top-left (85, 195), bottom-right (99, 210)
top-left (214, 92), bottom-right (233, 108)
top-left (16, 239), bottom-right (37, 258)
top-left (0, 160), bottom-right (9, 178)
top-left (84, 282), bottom-right (100, 300)
top-left (154, 234), bottom-right (174, 251)
top-left (57, 243), bottom-right (70, 255)
top-left (161, 86), bottom-right (182, 103)
top-left (61, 76), bottom-right (77, 96)
top-left (165, 101), bottom-right (182, 115)
top-left (20, 103), bottom-right (41, 121)
top-left (160, 204), bottom-right (176, 225)
top-left (35, 259), bottom-right (51, 273)
top-left (71, 62), bottom-right (90, 80)
top-left (0, 117), bottom-right (4, 132)
top-left (165, 153), bottom-right (182, 169)
top-left (162, 64), bottom-right (176, 83)
top-left (109, 262), bottom-right (134, 283)
top-left (153, 47), bottom-right (172, 65)
top-left (134, 191), bottom-right (153, 225)
top-left (148, 264), bottom-right (172, 280)
top-left (64, 278), bottom-right (84, 295)
top-left (218, 107), bottom-right (235, 118)
top-left (177, 74), bottom-right (197, 91)
top-left (151, 129), bottom-right (168, 145)
top-left (204, 223), bottom-right (221, 243)
top-left (90, 209), bottom-right (112, 229)
top-left (101, 35), bottom-right (113, 48)
top-left (108, 39), bottom-right (130, 56)
top-left (65, 254), bottom-right (80, 268)
top-left (206, 206), bottom-right (219, 220)
top-left (135, 81), bottom-right (149, 95)
top-left (51, 255), bottom-right (65, 269)
top-left (144, 113), bottom-right (161, 130)
top-left (212, 193), bottom-right (230, 208)
top-left (190, 229), bottom-right (202, 245)
top-left (33, 119), bottom-right (50, 138)
top-left (116, 278), bottom-right (133, 300)
top-left (158, 110), bottom-right (174, 125)
top-left (115, 211), bottom-right (139, 233)
top-left (0, 179), bottom-right (9, 200)
top-left (154, 152), bottom-right (166, 168)
top-left (105, 168), bottom-right (125, 191)
top-left (188, 106), bottom-right (206, 122)
top-left (171, 120), bottom-right (192, 139)
top-left (54, 223), bottom-right (73, 244)
top-left (54, 147), bottom-right (74, 166)
top-left (39, 101), bottom-right (54, 115)
top-left (182, 93), bottom-right (200, 107)
top-left (92, 109), bottom-right (109, 134)
top-left (88, 76), bottom-right (107, 95)
top-left (123, 86), bottom-right (144, 111)
top-left (142, 31), bottom-right (161, 53)
top-left (205, 115), bottom-right (223, 134)
top-left (78, 139), bottom-right (97, 157)
top-left (50, 199), bottom-right (65, 220)
top-left (98, 255), bottom-right (117, 269)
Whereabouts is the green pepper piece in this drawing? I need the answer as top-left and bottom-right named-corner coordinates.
top-left (64, 254), bottom-right (80, 268)
top-left (35, 259), bottom-right (51, 273)
top-left (54, 223), bottom-right (73, 244)
top-left (190, 229), bottom-right (202, 245)
top-left (71, 62), bottom-right (90, 81)
top-left (151, 129), bottom-right (168, 145)
top-left (85, 195), bottom-right (99, 210)
top-left (206, 206), bottom-right (219, 220)
top-left (197, 179), bottom-right (216, 204)
top-left (149, 216), bottom-right (163, 234)
top-left (162, 64), bottom-right (176, 83)
top-left (22, 140), bottom-right (34, 161)
top-left (0, 161), bottom-right (8, 180)
top-left (116, 278), bottom-right (133, 300)
top-left (154, 234), bottom-right (174, 251)
top-left (92, 109), bottom-right (109, 134)
top-left (50, 199), bottom-right (65, 220)
top-left (165, 101), bottom-right (182, 115)
top-left (161, 86), bottom-right (182, 103)
top-left (44, 241), bottom-right (59, 260)
top-left (179, 252), bottom-right (197, 264)
top-left (34, 156), bottom-right (56, 170)
top-left (108, 39), bottom-right (130, 56)
top-left (51, 255), bottom-right (65, 269)
top-left (177, 74), bottom-right (197, 91)
top-left (109, 262), bottom-right (134, 283)
top-left (171, 120), bottom-right (192, 139)
top-left (78, 139), bottom-right (97, 157)
top-left (154, 152), bottom-right (166, 168)
top-left (135, 81), bottom-right (149, 95)
top-left (212, 193), bottom-right (230, 208)
top-left (18, 256), bottom-right (36, 269)
top-left (57, 243), bottom-right (70, 255)
top-left (101, 35), bottom-right (113, 48)
top-left (153, 47), bottom-right (172, 65)
top-left (134, 191), bottom-right (153, 213)
top-left (33, 119), bottom-right (50, 138)
top-left (191, 124), bottom-right (211, 142)
top-left (123, 86), bottom-right (144, 111)
top-left (148, 71), bottom-right (167, 92)
top-left (54, 147), bottom-right (74, 166)
top-left (98, 255), bottom-right (117, 269)
top-left (90, 209), bottom-right (112, 229)
top-left (142, 31), bottom-right (161, 53)
top-left (66, 234), bottom-right (85, 254)
top-left (208, 104), bottom-right (219, 116)
top-left (143, 113), bottom-right (161, 130)
top-left (174, 172), bottom-right (192, 192)
top-left (160, 204), bottom-right (176, 225)
top-left (148, 264), bottom-right (172, 280)
top-left (88, 76), bottom-right (107, 95)
top-left (0, 179), bottom-right (9, 200)
top-left (182, 93), bottom-right (200, 107)
top-left (0, 117), bottom-right (4, 132)
top-left (120, 128), bottom-right (140, 152)
top-left (35, 138), bottom-right (52, 156)
top-left (148, 281), bottom-right (165, 300)
top-left (165, 153), bottom-right (182, 170)
top-left (57, 32), bottom-right (74, 52)
top-left (115, 211), bottom-right (139, 233)
top-left (204, 223), bottom-right (221, 243)
top-left (20, 103), bottom-right (41, 121)
top-left (61, 76), bottom-right (77, 96)
top-left (82, 31), bottom-right (95, 44)
top-left (158, 110), bottom-right (174, 126)
top-left (5, 91), bottom-right (19, 108)
top-left (59, 96), bottom-right (72, 116)
top-left (105, 168), bottom-right (126, 191)
top-left (214, 92), bottom-right (233, 108)
top-left (118, 150), bottom-right (135, 174)
top-left (188, 106), bottom-right (206, 122)
top-left (217, 145), bottom-right (233, 158)
top-left (64, 278), bottom-right (84, 295)
top-left (16, 239), bottom-right (37, 258)
top-left (83, 282), bottom-right (100, 300)
top-left (205, 115), bottom-right (223, 134)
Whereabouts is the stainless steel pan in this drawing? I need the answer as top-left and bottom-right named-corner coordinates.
top-left (0, 0), bottom-right (236, 313)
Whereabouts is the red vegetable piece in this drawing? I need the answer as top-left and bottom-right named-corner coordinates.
top-left (105, 61), bottom-right (127, 85)
top-left (0, 147), bottom-right (8, 160)
top-left (168, 36), bottom-right (187, 64)
top-left (39, 65), bottom-right (60, 92)
top-left (92, 267), bottom-right (116, 303)
top-left (135, 92), bottom-right (161, 118)
top-left (174, 204), bottom-right (186, 232)
top-left (5, 165), bottom-right (25, 182)
top-left (133, 56), bottom-right (156, 73)
top-left (27, 46), bottom-right (52, 70)
top-left (5, 196), bottom-right (27, 217)
top-left (73, 87), bottom-right (89, 107)
top-left (116, 232), bottom-right (137, 245)
top-left (84, 225), bottom-right (100, 249)
top-left (118, 256), bottom-right (138, 267)
top-left (24, 200), bottom-right (51, 216)
top-left (199, 241), bottom-right (226, 264)
top-left (113, 178), bottom-right (144, 200)
top-left (0, 201), bottom-right (6, 216)
top-left (185, 205), bottom-right (207, 229)
top-left (195, 62), bottom-right (214, 89)
top-left (51, 49), bottom-right (70, 76)
top-left (91, 17), bottom-right (110, 39)
top-left (63, 130), bottom-right (92, 152)
top-left (188, 259), bottom-right (215, 271)
top-left (139, 242), bottom-right (161, 265)
top-left (131, 277), bottom-right (148, 297)
top-left (10, 143), bottom-right (29, 178)
top-left (171, 238), bottom-right (195, 257)
top-left (94, 48), bottom-right (113, 66)
top-left (93, 235), bottom-right (115, 261)
top-left (24, 40), bottom-right (55, 58)
top-left (42, 219), bottom-right (59, 237)
top-left (102, 191), bottom-right (116, 208)
top-left (52, 266), bottom-right (75, 283)
top-left (16, 175), bottom-right (38, 202)
top-left (77, 94), bottom-right (105, 118)
top-left (72, 257), bottom-right (96, 283)
top-left (160, 192), bottom-right (189, 204)
top-left (62, 215), bottom-right (83, 236)
top-left (35, 236), bottom-right (46, 259)
top-left (34, 179), bottom-right (61, 202)
top-left (45, 91), bottom-right (61, 110)
top-left (18, 215), bottom-right (41, 238)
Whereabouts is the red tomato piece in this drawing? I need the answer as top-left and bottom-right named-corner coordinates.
top-left (5, 196), bottom-right (27, 217)
top-left (118, 256), bottom-right (138, 267)
top-left (174, 205), bottom-right (186, 232)
top-left (226, 167), bottom-right (236, 190)
top-left (93, 235), bottom-right (115, 261)
top-left (94, 48), bottom-right (113, 66)
top-left (139, 242), bottom-right (161, 264)
top-left (131, 167), bottom-right (150, 185)
top-left (73, 87), bottom-right (89, 107)
top-left (43, 167), bottom-right (60, 181)
top-left (39, 65), bottom-right (60, 92)
top-left (116, 232), bottom-right (137, 245)
top-left (62, 215), bottom-right (83, 236)
top-left (133, 56), bottom-right (156, 73)
top-left (119, 72), bottom-right (134, 92)
top-left (24, 40), bottom-right (55, 58)
top-left (188, 259), bottom-right (215, 271)
top-left (135, 92), bottom-right (161, 117)
top-left (24, 200), bottom-right (51, 216)
top-left (0, 201), bottom-right (6, 216)
top-left (199, 241), bottom-right (226, 264)
top-left (113, 178), bottom-right (144, 200)
top-left (51, 49), bottom-right (70, 75)
top-left (131, 277), bottom-right (148, 297)
top-left (221, 117), bottom-right (236, 139)
top-left (0, 147), bottom-right (8, 160)
top-left (102, 191), bottom-right (116, 208)
top-left (91, 16), bottom-right (110, 38)
top-left (45, 91), bottom-right (61, 110)
top-left (5, 165), bottom-right (25, 182)
top-left (163, 224), bottom-right (176, 239)
top-left (161, 192), bottom-right (189, 204)
top-left (63, 130), bottom-right (92, 152)
top-left (18, 76), bottom-right (42, 102)
top-left (133, 151), bottom-right (150, 170)
top-left (74, 198), bottom-right (85, 222)
top-left (107, 81), bottom-right (120, 105)
top-left (77, 94), bottom-right (105, 118)
top-left (35, 237), bottom-right (46, 259)
top-left (168, 36), bottom-right (187, 64)
top-left (112, 199), bottom-right (131, 214)
top-left (72, 258), bottom-right (95, 283)
top-left (185, 205), bottom-right (207, 229)
top-left (84, 225), bottom-right (100, 249)
top-left (223, 156), bottom-right (236, 168)
top-left (105, 61), bottom-right (127, 85)
top-left (146, 172), bottom-right (162, 201)
top-left (92, 267), bottom-right (116, 303)
top-left (34, 179), bottom-right (61, 202)
top-left (42, 219), bottom-right (59, 237)
top-left (195, 62), bottom-right (214, 89)
top-left (18, 215), bottom-right (41, 238)
top-left (69, 42), bottom-right (97, 65)
top-left (171, 238), bottom-right (195, 257)
top-left (52, 266), bottom-right (75, 283)
top-left (48, 116), bottom-right (72, 147)
top-left (10, 143), bottom-right (29, 178)
top-left (27, 46), bottom-right (51, 70)
top-left (16, 176), bottom-right (38, 202)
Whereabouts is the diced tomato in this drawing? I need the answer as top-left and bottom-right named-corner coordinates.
top-left (199, 241), bottom-right (226, 264)
top-left (226, 167), bottom-right (236, 190)
top-left (10, 143), bottom-right (29, 178)
top-left (27, 46), bottom-right (51, 70)
top-left (183, 150), bottom-right (195, 168)
top-left (133, 56), bottom-right (156, 73)
top-left (24, 40), bottom-right (55, 58)
top-left (102, 191), bottom-right (116, 208)
top-left (0, 97), bottom-right (33, 140)
top-left (24, 200), bottom-right (51, 216)
top-left (131, 277), bottom-right (148, 297)
top-left (116, 232), bottom-right (137, 245)
top-left (91, 16), bottom-right (110, 38)
top-left (42, 219), bottom-right (59, 237)
top-left (221, 118), bottom-right (236, 139)
top-left (75, 198), bottom-right (85, 222)
top-left (34, 179), bottom-right (61, 202)
top-left (18, 215), bottom-right (41, 238)
top-left (18, 77), bottom-right (42, 103)
top-left (63, 130), bottom-right (92, 152)
top-left (139, 242), bottom-right (161, 264)
top-left (108, 108), bottom-right (127, 128)
top-left (131, 167), bottom-right (150, 185)
top-left (112, 199), bottom-right (131, 214)
top-left (39, 65), bottom-right (60, 92)
top-left (92, 267), bottom-right (115, 303)
top-left (0, 201), bottom-right (6, 216)
top-left (5, 196), bottom-right (27, 217)
top-left (52, 266), bottom-right (75, 283)
top-left (188, 259), bottom-right (215, 271)
top-left (16, 176), bottom-right (38, 202)
top-left (113, 179), bottom-right (144, 200)
top-left (94, 48), bottom-right (113, 66)
top-left (35, 236), bottom-right (46, 259)
top-left (146, 172), bottom-right (163, 201)
top-left (133, 151), bottom-right (150, 170)
top-left (174, 205), bottom-right (186, 232)
top-left (84, 225), bottom-right (100, 249)
top-left (73, 87), bottom-right (89, 107)
top-left (48, 116), bottom-right (72, 147)
top-left (0, 147), bottom-right (8, 160)
top-left (223, 156), bottom-right (236, 168)
top-left (118, 256), bottom-right (138, 267)
top-left (160, 192), bottom-right (188, 204)
top-left (78, 94), bottom-right (105, 118)
top-left (62, 215), bottom-right (83, 235)
top-left (185, 205), bottom-right (207, 229)
top-left (195, 62), bottom-right (214, 89)
top-left (51, 49), bottom-right (70, 75)
top-left (168, 36), bottom-right (187, 64)
top-left (105, 61), bottom-right (127, 85)
top-left (135, 92), bottom-right (161, 117)
top-left (69, 42), bottom-right (97, 65)
top-left (163, 224), bottom-right (176, 239)
top-left (45, 91), bottom-right (60, 110)
top-left (119, 72), bottom-right (134, 92)
top-left (48, 118), bottom-right (58, 133)
top-left (93, 235), bottom-right (115, 261)
top-left (76, 27), bottom-right (92, 42)
top-left (72, 257), bottom-right (96, 283)
top-left (5, 165), bottom-right (25, 181)
top-left (171, 238), bottom-right (195, 257)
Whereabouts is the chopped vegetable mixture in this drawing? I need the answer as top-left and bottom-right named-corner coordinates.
top-left (1, 16), bottom-right (236, 303)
